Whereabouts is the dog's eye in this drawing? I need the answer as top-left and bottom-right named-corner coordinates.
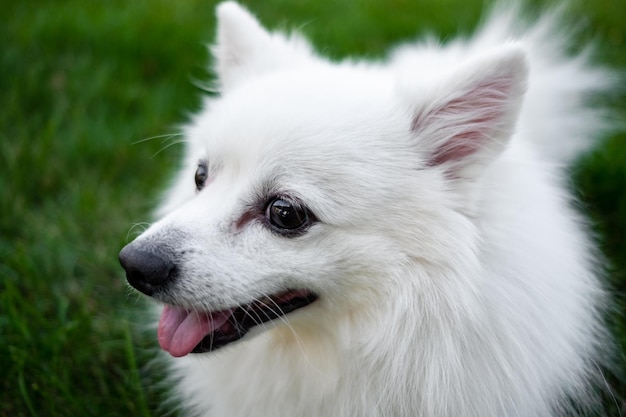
top-left (266, 197), bottom-right (309, 233)
top-left (195, 163), bottom-right (208, 191)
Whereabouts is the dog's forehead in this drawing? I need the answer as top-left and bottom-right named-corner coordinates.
top-left (200, 68), bottom-right (407, 164)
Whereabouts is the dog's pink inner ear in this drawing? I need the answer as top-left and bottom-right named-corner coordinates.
top-left (411, 77), bottom-right (514, 167)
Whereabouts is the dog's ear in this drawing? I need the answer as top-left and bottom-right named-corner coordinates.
top-left (213, 2), bottom-right (315, 92)
top-left (409, 45), bottom-right (528, 179)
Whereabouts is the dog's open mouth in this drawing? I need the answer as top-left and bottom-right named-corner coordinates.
top-left (157, 289), bottom-right (317, 357)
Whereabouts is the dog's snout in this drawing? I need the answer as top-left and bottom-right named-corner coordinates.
top-left (119, 243), bottom-right (177, 296)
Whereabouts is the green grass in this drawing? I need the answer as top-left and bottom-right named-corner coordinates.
top-left (1, 0), bottom-right (625, 415)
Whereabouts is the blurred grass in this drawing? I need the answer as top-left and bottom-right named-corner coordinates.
top-left (1, 0), bottom-right (624, 416)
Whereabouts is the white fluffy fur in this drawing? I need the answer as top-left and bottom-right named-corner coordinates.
top-left (133, 2), bottom-right (613, 416)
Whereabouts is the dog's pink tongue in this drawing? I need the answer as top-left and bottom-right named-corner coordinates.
top-left (158, 305), bottom-right (232, 357)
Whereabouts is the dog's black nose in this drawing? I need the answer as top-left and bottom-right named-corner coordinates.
top-left (119, 243), bottom-right (177, 296)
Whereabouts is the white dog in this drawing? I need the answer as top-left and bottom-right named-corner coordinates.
top-left (119, 2), bottom-right (614, 416)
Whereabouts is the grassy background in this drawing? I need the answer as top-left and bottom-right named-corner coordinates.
top-left (1, 0), bottom-right (624, 415)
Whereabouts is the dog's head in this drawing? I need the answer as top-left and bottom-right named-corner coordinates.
top-left (119, 2), bottom-right (527, 357)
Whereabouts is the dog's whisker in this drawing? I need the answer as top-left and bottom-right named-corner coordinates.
top-left (151, 139), bottom-right (189, 159)
top-left (132, 132), bottom-right (183, 145)
top-left (190, 77), bottom-right (219, 95)
top-left (126, 222), bottom-right (151, 241)
top-left (242, 304), bottom-right (266, 329)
